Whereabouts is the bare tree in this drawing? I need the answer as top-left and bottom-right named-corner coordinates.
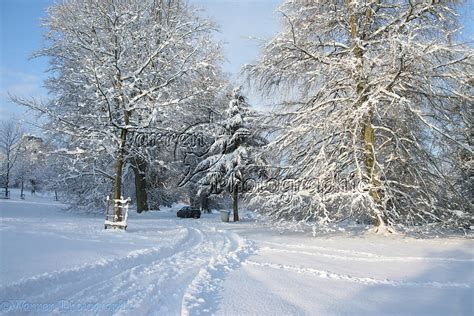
top-left (14, 135), bottom-right (49, 199)
top-left (0, 120), bottom-right (24, 198)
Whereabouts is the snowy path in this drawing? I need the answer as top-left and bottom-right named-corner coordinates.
top-left (1, 193), bottom-right (473, 315)
top-left (0, 195), bottom-right (254, 315)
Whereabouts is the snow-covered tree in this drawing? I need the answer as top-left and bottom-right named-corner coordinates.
top-left (0, 121), bottom-right (24, 198)
top-left (247, 0), bottom-right (473, 231)
top-left (189, 88), bottom-right (265, 221)
top-left (129, 67), bottom-right (228, 211)
top-left (14, 135), bottom-right (49, 198)
top-left (12, 0), bottom-right (223, 215)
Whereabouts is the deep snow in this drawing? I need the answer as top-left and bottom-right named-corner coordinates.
top-left (0, 191), bottom-right (473, 315)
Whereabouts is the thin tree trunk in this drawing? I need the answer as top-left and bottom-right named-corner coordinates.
top-left (133, 157), bottom-right (149, 213)
top-left (188, 185), bottom-right (199, 208)
top-left (20, 178), bottom-right (24, 199)
top-left (200, 191), bottom-right (210, 213)
top-left (232, 186), bottom-right (239, 222)
top-left (5, 158), bottom-right (9, 198)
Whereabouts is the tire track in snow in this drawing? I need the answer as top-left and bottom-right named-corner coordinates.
top-left (0, 218), bottom-right (256, 316)
top-left (181, 229), bottom-right (256, 316)
top-left (262, 242), bottom-right (474, 263)
top-left (0, 226), bottom-right (195, 303)
top-left (244, 260), bottom-right (471, 289)
top-left (65, 226), bottom-right (208, 315)
top-left (70, 222), bottom-right (256, 315)
top-left (260, 246), bottom-right (474, 263)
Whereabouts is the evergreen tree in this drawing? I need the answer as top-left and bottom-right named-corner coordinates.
top-left (191, 88), bottom-right (265, 221)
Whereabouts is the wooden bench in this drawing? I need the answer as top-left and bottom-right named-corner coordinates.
top-left (104, 196), bottom-right (130, 230)
top-left (0, 188), bottom-right (10, 199)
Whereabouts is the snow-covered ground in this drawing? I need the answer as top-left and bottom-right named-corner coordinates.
top-left (0, 191), bottom-right (473, 315)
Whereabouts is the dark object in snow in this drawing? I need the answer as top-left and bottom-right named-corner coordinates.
top-left (177, 206), bottom-right (201, 219)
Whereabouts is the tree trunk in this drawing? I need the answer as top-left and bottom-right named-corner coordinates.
top-left (4, 157), bottom-right (9, 198)
top-left (232, 186), bottom-right (239, 222)
top-left (363, 115), bottom-right (383, 226)
top-left (20, 178), bottom-right (24, 199)
top-left (189, 185), bottom-right (199, 208)
top-left (30, 179), bottom-right (36, 195)
top-left (200, 191), bottom-right (210, 213)
top-left (347, 0), bottom-right (383, 227)
top-left (113, 110), bottom-right (129, 219)
top-left (133, 157), bottom-right (149, 213)
top-left (113, 143), bottom-right (125, 220)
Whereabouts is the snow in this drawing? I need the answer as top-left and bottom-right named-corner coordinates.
top-left (1, 191), bottom-right (473, 315)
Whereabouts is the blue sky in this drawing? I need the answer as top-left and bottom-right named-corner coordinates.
top-left (0, 0), bottom-right (282, 122)
top-left (0, 0), bottom-right (472, 124)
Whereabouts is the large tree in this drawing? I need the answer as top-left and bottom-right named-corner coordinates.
top-left (13, 0), bottom-right (223, 215)
top-left (248, 0), bottom-right (473, 231)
